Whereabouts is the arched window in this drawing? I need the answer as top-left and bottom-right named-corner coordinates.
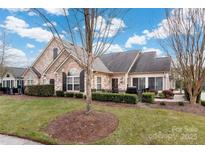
top-left (53, 48), bottom-right (58, 60)
top-left (67, 68), bottom-right (80, 91)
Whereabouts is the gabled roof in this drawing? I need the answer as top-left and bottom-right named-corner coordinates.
top-left (62, 40), bottom-right (111, 73)
top-left (130, 51), bottom-right (171, 73)
top-left (6, 67), bottom-right (26, 78)
top-left (31, 67), bottom-right (41, 78)
top-left (100, 50), bottom-right (139, 72)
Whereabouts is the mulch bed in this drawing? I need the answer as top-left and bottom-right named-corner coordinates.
top-left (45, 110), bottom-right (118, 144)
top-left (142, 102), bottom-right (205, 116)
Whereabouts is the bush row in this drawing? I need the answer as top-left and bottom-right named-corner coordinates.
top-left (25, 85), bottom-right (54, 96)
top-left (92, 92), bottom-right (138, 104)
top-left (56, 91), bottom-right (84, 98)
top-left (142, 92), bottom-right (155, 103)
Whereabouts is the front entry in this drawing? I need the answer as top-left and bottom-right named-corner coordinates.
top-left (112, 78), bottom-right (118, 93)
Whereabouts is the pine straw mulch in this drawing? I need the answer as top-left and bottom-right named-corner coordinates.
top-left (44, 110), bottom-right (118, 144)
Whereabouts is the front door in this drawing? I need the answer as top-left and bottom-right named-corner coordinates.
top-left (112, 78), bottom-right (118, 93)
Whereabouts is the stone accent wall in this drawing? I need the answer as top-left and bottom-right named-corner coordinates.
top-left (55, 57), bottom-right (83, 91)
top-left (24, 70), bottom-right (39, 85)
top-left (92, 72), bottom-right (111, 90)
top-left (111, 74), bottom-right (127, 91)
top-left (33, 38), bottom-right (64, 74)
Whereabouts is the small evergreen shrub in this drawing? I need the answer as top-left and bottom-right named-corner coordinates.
top-left (148, 89), bottom-right (158, 95)
top-left (123, 94), bottom-right (138, 104)
top-left (65, 92), bottom-right (74, 97)
top-left (142, 92), bottom-right (155, 103)
top-left (162, 90), bottom-right (174, 99)
top-left (75, 92), bottom-right (84, 98)
top-left (24, 85), bottom-right (54, 96)
top-left (158, 92), bottom-right (165, 99)
top-left (56, 90), bottom-right (64, 97)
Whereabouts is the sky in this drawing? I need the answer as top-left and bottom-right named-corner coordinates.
top-left (0, 8), bottom-right (169, 67)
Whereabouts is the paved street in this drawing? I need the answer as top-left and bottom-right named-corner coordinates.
top-left (0, 134), bottom-right (42, 145)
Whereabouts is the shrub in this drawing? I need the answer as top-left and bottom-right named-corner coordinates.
top-left (160, 102), bottom-right (166, 106)
top-left (56, 90), bottom-right (64, 97)
top-left (162, 90), bottom-right (174, 99)
top-left (75, 92), bottom-right (84, 98)
top-left (201, 101), bottom-right (205, 106)
top-left (123, 94), bottom-right (138, 104)
top-left (178, 101), bottom-right (184, 106)
top-left (158, 92), bottom-right (165, 99)
top-left (148, 89), bottom-right (158, 95)
top-left (24, 85), bottom-right (54, 96)
top-left (65, 92), bottom-right (74, 97)
top-left (142, 92), bottom-right (155, 103)
top-left (92, 92), bottom-right (138, 104)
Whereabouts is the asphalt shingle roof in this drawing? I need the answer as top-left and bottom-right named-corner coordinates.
top-left (130, 51), bottom-right (171, 73)
top-left (6, 67), bottom-right (26, 78)
top-left (100, 51), bottom-right (139, 72)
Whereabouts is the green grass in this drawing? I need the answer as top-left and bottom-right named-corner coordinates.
top-left (1, 95), bottom-right (205, 144)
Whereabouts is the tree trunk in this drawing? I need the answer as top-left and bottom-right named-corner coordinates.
top-left (86, 53), bottom-right (92, 113)
top-left (190, 95), bottom-right (197, 104)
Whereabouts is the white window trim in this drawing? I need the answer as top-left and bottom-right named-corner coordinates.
top-left (67, 75), bottom-right (80, 91)
top-left (96, 77), bottom-right (102, 90)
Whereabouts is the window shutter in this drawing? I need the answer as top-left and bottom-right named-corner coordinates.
top-left (62, 72), bottom-right (66, 91)
top-left (80, 70), bottom-right (85, 92)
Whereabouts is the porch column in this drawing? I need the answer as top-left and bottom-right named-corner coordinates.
top-left (145, 77), bottom-right (148, 88)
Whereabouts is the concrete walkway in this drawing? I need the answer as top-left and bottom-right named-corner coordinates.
top-left (0, 134), bottom-right (42, 145)
top-left (155, 94), bottom-right (185, 103)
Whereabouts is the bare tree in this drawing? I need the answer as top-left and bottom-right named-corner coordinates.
top-left (32, 8), bottom-right (128, 113)
top-left (161, 8), bottom-right (205, 104)
top-left (0, 28), bottom-right (10, 84)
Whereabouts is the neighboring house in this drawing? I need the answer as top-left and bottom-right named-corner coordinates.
top-left (0, 67), bottom-right (25, 88)
top-left (23, 37), bottom-right (175, 93)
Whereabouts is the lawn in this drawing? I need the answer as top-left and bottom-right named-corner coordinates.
top-left (1, 95), bottom-right (205, 144)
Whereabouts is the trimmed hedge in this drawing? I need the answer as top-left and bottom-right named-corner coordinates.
top-left (92, 92), bottom-right (138, 104)
top-left (65, 92), bottom-right (74, 97)
top-left (142, 92), bottom-right (155, 103)
top-left (75, 92), bottom-right (84, 98)
top-left (56, 90), bottom-right (64, 97)
top-left (64, 92), bottom-right (84, 98)
top-left (25, 85), bottom-right (54, 96)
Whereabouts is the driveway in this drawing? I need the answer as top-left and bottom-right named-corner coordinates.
top-left (0, 134), bottom-right (42, 145)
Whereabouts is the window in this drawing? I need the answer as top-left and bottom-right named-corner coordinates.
top-left (3, 81), bottom-right (6, 87)
top-left (67, 69), bottom-right (80, 91)
top-left (132, 78), bottom-right (138, 87)
top-left (138, 78), bottom-right (145, 90)
top-left (97, 77), bottom-right (101, 90)
top-left (148, 77), bottom-right (163, 90)
top-left (132, 78), bottom-right (145, 90)
top-left (27, 76), bottom-right (33, 85)
top-left (67, 76), bottom-right (80, 91)
top-left (6, 74), bottom-right (10, 77)
top-left (53, 48), bottom-right (58, 60)
top-left (148, 77), bottom-right (155, 89)
top-left (156, 77), bottom-right (163, 90)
